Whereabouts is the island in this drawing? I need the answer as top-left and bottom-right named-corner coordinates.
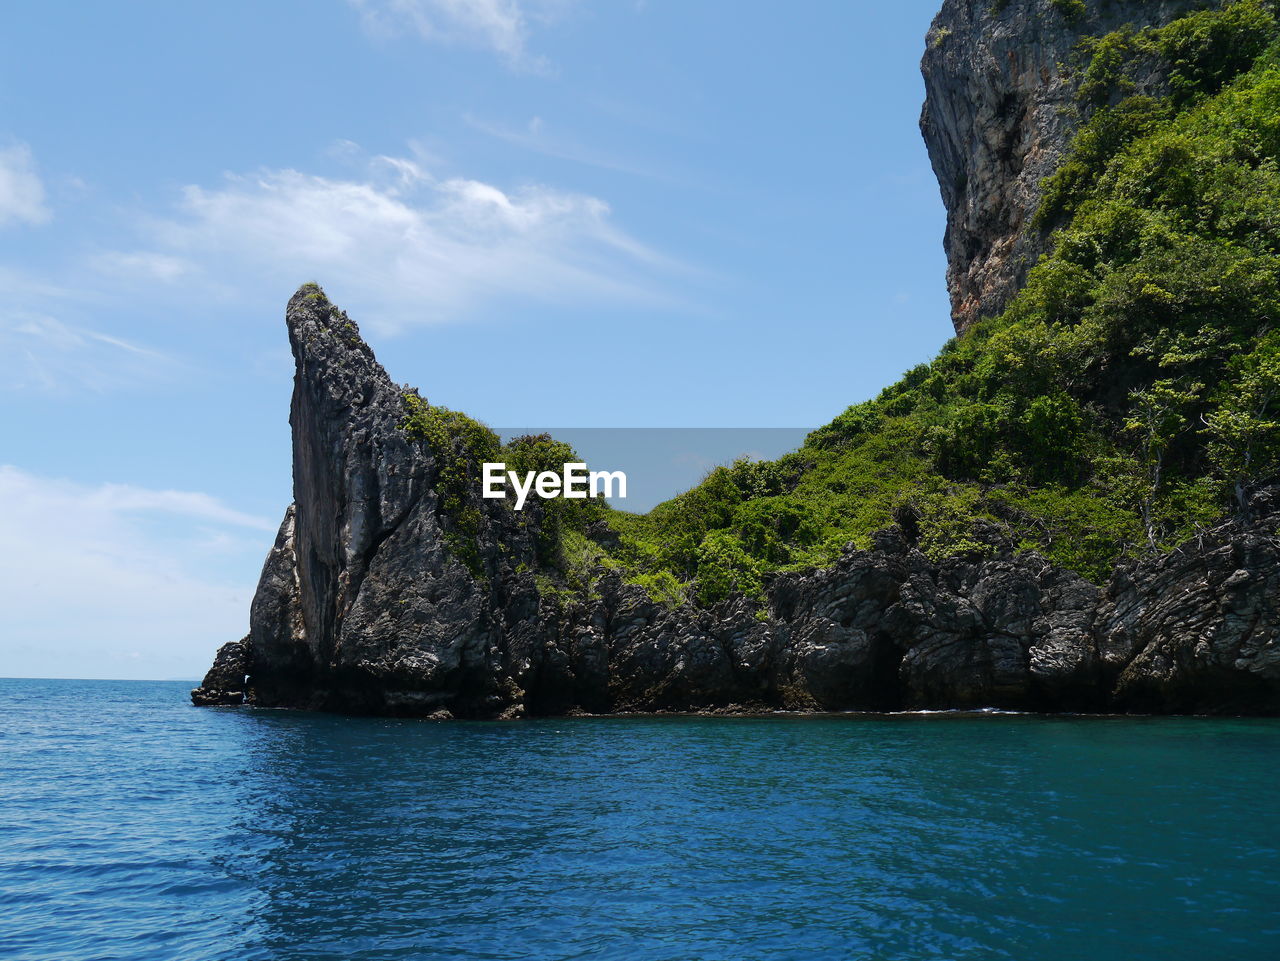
top-left (194, 0), bottom-right (1280, 717)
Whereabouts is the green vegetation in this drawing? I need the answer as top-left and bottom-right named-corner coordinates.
top-left (1075, 0), bottom-right (1276, 107)
top-left (1051, 0), bottom-right (1086, 24)
top-left (400, 402), bottom-right (611, 581)
top-left (401, 394), bottom-right (501, 573)
top-left (611, 0), bottom-right (1280, 594)
top-left (408, 1), bottom-right (1280, 604)
top-left (501, 432), bottom-right (610, 565)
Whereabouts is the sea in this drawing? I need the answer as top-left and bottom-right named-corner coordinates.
top-left (1, 677), bottom-right (1277, 960)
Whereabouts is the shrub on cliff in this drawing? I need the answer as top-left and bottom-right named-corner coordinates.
top-left (595, 0), bottom-right (1280, 596)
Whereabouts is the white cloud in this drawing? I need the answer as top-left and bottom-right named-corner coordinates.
top-left (92, 250), bottom-right (189, 282)
top-left (349, 0), bottom-right (573, 68)
top-left (464, 113), bottom-right (671, 180)
top-left (0, 466), bottom-right (273, 680)
top-left (117, 149), bottom-right (676, 332)
top-left (79, 483), bottom-right (277, 532)
top-left (0, 143), bottom-right (50, 227)
top-left (0, 309), bottom-right (175, 392)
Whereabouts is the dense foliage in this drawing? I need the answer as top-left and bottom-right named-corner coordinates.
top-left (401, 394), bottom-right (503, 572)
top-left (401, 398), bottom-right (609, 578)
top-left (418, 1), bottom-right (1280, 603)
top-left (610, 0), bottom-right (1280, 597)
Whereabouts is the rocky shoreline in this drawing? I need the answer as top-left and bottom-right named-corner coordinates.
top-left (192, 0), bottom-right (1280, 718)
top-left (192, 290), bottom-right (1280, 718)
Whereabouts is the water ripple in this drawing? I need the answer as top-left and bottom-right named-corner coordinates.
top-left (1, 680), bottom-right (1278, 960)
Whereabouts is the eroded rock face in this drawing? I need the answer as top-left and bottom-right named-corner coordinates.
top-left (190, 638), bottom-right (249, 706)
top-left (921, 0), bottom-right (1201, 333)
top-left (193, 288), bottom-right (1280, 717)
top-left (216, 287), bottom-right (544, 716)
top-left (1097, 502), bottom-right (1280, 714)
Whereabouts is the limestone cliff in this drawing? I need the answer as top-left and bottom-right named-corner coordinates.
top-left (921, 0), bottom-right (1201, 333)
top-left (191, 0), bottom-right (1280, 717)
top-left (192, 286), bottom-right (1280, 717)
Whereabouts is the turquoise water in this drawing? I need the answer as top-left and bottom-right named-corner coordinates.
top-left (1, 679), bottom-right (1278, 960)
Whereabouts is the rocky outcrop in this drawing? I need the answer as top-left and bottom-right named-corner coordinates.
top-left (190, 637), bottom-right (249, 706)
top-left (193, 287), bottom-right (1280, 717)
top-left (191, 2), bottom-right (1280, 717)
top-left (227, 286), bottom-right (545, 716)
top-left (921, 0), bottom-right (1202, 333)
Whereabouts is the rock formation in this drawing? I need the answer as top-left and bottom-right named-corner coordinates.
top-left (190, 637), bottom-right (249, 706)
top-left (193, 0), bottom-right (1280, 717)
top-left (921, 0), bottom-right (1201, 333)
top-left (192, 286), bottom-right (1280, 717)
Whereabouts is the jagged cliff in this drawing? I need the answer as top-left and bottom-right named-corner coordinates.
top-left (192, 286), bottom-right (1280, 716)
top-left (922, 0), bottom-right (1201, 332)
top-left (192, 0), bottom-right (1280, 717)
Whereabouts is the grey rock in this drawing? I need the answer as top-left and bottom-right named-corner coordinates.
top-left (1099, 513), bottom-right (1280, 714)
top-left (921, 0), bottom-right (1200, 332)
top-left (190, 637), bottom-right (248, 706)
top-left (238, 287), bottom-right (543, 716)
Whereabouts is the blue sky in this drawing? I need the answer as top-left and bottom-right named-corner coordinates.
top-left (0, 0), bottom-right (950, 679)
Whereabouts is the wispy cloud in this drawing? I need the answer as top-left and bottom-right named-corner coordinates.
top-left (465, 113), bottom-right (673, 181)
top-left (0, 466), bottom-right (271, 680)
top-left (0, 309), bottom-right (175, 392)
top-left (349, 0), bottom-right (573, 69)
top-left (92, 250), bottom-right (190, 282)
top-left (0, 143), bottom-right (50, 227)
top-left (78, 482), bottom-right (277, 532)
top-left (110, 146), bottom-right (679, 332)
top-left (0, 141), bottom-right (175, 394)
